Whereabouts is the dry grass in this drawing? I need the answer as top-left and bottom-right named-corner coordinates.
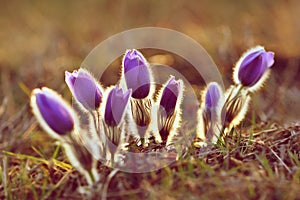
top-left (1, 104), bottom-right (300, 199)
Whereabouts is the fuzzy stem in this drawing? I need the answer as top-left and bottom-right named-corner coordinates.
top-left (111, 152), bottom-right (115, 167)
top-left (87, 169), bottom-right (96, 185)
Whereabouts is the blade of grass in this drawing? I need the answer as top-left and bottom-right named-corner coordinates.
top-left (3, 151), bottom-right (73, 171)
top-left (288, 150), bottom-right (300, 166)
top-left (18, 81), bottom-right (31, 97)
top-left (1, 156), bottom-right (8, 199)
top-left (52, 144), bottom-right (61, 159)
top-left (31, 146), bottom-right (46, 159)
top-left (256, 154), bottom-right (274, 178)
top-left (3, 151), bottom-right (48, 164)
top-left (51, 158), bottom-right (73, 171)
top-left (187, 160), bottom-right (195, 178)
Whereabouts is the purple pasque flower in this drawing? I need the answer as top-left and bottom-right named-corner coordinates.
top-left (104, 86), bottom-right (131, 127)
top-left (196, 82), bottom-right (224, 144)
top-left (123, 49), bottom-right (151, 99)
top-left (31, 87), bottom-right (76, 136)
top-left (205, 82), bottom-right (223, 109)
top-left (159, 77), bottom-right (182, 116)
top-left (235, 46), bottom-right (274, 87)
top-left (65, 68), bottom-right (103, 111)
top-left (203, 82), bottom-right (224, 125)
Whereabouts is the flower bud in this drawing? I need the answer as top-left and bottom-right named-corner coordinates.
top-left (31, 87), bottom-right (77, 139)
top-left (104, 86), bottom-right (131, 127)
top-left (205, 82), bottom-right (223, 109)
top-left (65, 68), bottom-right (103, 111)
top-left (234, 46), bottom-right (274, 89)
top-left (159, 77), bottom-right (182, 116)
top-left (122, 49), bottom-right (151, 99)
top-left (197, 82), bottom-right (224, 144)
top-left (156, 77), bottom-right (183, 144)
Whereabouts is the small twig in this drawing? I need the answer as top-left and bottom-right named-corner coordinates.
top-left (269, 131), bottom-right (300, 148)
top-left (251, 128), bottom-right (280, 137)
top-left (268, 147), bottom-right (292, 174)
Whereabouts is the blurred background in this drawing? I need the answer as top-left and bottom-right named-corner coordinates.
top-left (0, 0), bottom-right (300, 132)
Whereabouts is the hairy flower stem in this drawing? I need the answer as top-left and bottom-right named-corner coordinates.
top-left (157, 111), bottom-right (177, 144)
top-left (88, 169), bottom-right (96, 184)
top-left (90, 110), bottom-right (101, 134)
top-left (61, 135), bottom-right (99, 186)
top-left (131, 98), bottom-right (152, 145)
top-left (222, 84), bottom-right (250, 133)
top-left (102, 120), bottom-right (123, 166)
top-left (140, 137), bottom-right (145, 146)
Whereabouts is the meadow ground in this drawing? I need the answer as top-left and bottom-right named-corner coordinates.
top-left (1, 1), bottom-right (300, 199)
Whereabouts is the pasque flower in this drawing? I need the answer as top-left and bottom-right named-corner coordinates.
top-left (233, 46), bottom-right (274, 89)
top-left (122, 49), bottom-right (151, 99)
top-left (104, 86), bottom-right (131, 127)
top-left (196, 82), bottom-right (224, 145)
top-left (222, 46), bottom-right (275, 135)
top-left (160, 77), bottom-right (182, 116)
top-left (102, 86), bottom-right (131, 164)
top-left (30, 87), bottom-right (78, 139)
top-left (65, 68), bottom-right (103, 111)
top-left (156, 77), bottom-right (183, 144)
top-left (205, 82), bottom-right (223, 110)
top-left (31, 88), bottom-right (99, 185)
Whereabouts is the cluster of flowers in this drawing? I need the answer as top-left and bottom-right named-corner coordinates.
top-left (196, 46), bottom-right (274, 146)
top-left (30, 49), bottom-right (183, 184)
top-left (30, 46), bottom-right (274, 185)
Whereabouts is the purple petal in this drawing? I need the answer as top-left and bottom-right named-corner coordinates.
top-left (104, 91), bottom-right (113, 126)
top-left (265, 52), bottom-right (275, 67)
top-left (124, 64), bottom-right (150, 99)
top-left (123, 49), bottom-right (148, 73)
top-left (105, 86), bottom-right (131, 126)
top-left (104, 89), bottom-right (115, 126)
top-left (239, 49), bottom-right (264, 68)
top-left (205, 83), bottom-right (222, 108)
top-left (65, 70), bottom-right (78, 92)
top-left (123, 49), bottom-right (151, 99)
top-left (36, 90), bottom-right (74, 135)
top-left (110, 88), bottom-right (125, 125)
top-left (65, 69), bottom-right (102, 110)
top-left (160, 77), bottom-right (181, 116)
top-left (238, 48), bottom-right (274, 87)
